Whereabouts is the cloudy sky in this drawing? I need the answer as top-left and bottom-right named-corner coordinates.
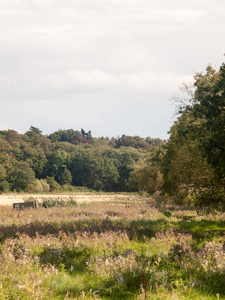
top-left (0, 0), bottom-right (224, 139)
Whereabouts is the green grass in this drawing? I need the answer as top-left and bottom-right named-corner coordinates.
top-left (0, 194), bottom-right (225, 299)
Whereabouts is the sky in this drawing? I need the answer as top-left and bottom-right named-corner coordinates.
top-left (0, 0), bottom-right (224, 140)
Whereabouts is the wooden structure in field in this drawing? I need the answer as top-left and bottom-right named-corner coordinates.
top-left (13, 201), bottom-right (37, 210)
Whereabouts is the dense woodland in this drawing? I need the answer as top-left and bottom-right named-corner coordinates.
top-left (0, 126), bottom-right (165, 193)
top-left (1, 62), bottom-right (225, 207)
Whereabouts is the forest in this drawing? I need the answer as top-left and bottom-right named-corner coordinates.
top-left (1, 62), bottom-right (225, 207)
top-left (0, 125), bottom-right (165, 194)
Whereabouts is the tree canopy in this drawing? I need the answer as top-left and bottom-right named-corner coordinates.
top-left (0, 128), bottom-right (164, 193)
top-left (162, 63), bottom-right (225, 205)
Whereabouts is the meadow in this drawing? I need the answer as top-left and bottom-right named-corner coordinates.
top-left (0, 194), bottom-right (225, 299)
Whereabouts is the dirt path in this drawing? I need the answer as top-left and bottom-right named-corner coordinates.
top-left (0, 193), bottom-right (136, 206)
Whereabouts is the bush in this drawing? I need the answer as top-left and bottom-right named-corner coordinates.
top-left (46, 177), bottom-right (61, 191)
top-left (27, 179), bottom-right (43, 192)
top-left (27, 179), bottom-right (50, 193)
top-left (0, 180), bottom-right (10, 193)
top-left (41, 196), bottom-right (78, 208)
top-left (129, 160), bottom-right (163, 194)
top-left (40, 179), bottom-right (50, 192)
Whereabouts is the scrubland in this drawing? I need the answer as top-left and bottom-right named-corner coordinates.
top-left (0, 194), bottom-right (225, 299)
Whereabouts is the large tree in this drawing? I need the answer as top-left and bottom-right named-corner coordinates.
top-left (162, 63), bottom-right (225, 205)
top-left (192, 64), bottom-right (225, 178)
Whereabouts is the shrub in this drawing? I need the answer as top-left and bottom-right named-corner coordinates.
top-left (46, 177), bottom-right (61, 191)
top-left (27, 179), bottom-right (43, 192)
top-left (41, 196), bottom-right (78, 208)
top-left (61, 184), bottom-right (75, 191)
top-left (40, 179), bottom-right (50, 192)
top-left (0, 180), bottom-right (10, 192)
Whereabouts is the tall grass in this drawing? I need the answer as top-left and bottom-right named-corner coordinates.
top-left (0, 194), bottom-right (224, 299)
top-left (23, 195), bottom-right (78, 208)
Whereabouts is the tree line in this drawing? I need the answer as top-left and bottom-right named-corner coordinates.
top-left (0, 127), bottom-right (164, 193)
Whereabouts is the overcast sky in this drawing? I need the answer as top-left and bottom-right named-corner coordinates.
top-left (0, 0), bottom-right (224, 139)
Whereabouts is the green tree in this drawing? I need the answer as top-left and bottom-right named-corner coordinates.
top-left (94, 156), bottom-right (119, 191)
top-left (58, 168), bottom-right (72, 185)
top-left (29, 126), bottom-right (42, 134)
top-left (116, 151), bottom-right (139, 191)
top-left (129, 158), bottom-right (163, 194)
top-left (70, 149), bottom-right (119, 191)
top-left (162, 63), bottom-right (225, 205)
top-left (0, 164), bottom-right (9, 192)
top-left (44, 150), bottom-right (69, 181)
top-left (192, 64), bottom-right (225, 178)
top-left (0, 180), bottom-right (10, 192)
top-left (10, 161), bottom-right (35, 191)
top-left (70, 150), bottom-right (91, 188)
top-left (162, 113), bottom-right (214, 204)
top-left (0, 165), bottom-right (6, 181)
top-left (48, 129), bottom-right (92, 145)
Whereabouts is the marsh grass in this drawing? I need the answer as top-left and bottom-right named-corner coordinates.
top-left (0, 194), bottom-right (225, 299)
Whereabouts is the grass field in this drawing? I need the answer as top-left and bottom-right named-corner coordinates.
top-left (0, 193), bottom-right (225, 299)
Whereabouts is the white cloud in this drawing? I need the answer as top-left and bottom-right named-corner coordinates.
top-left (0, 68), bottom-right (193, 100)
top-left (40, 70), bottom-right (193, 94)
top-left (0, 0), bottom-right (224, 138)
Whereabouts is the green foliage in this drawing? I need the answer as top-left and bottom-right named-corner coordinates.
top-left (28, 125), bottom-right (42, 134)
top-left (115, 134), bottom-right (165, 150)
top-left (23, 146), bottom-right (47, 178)
top-left (58, 168), bottom-right (72, 185)
top-left (48, 128), bottom-right (93, 145)
top-left (129, 159), bottom-right (163, 194)
top-left (162, 113), bottom-right (215, 205)
top-left (193, 64), bottom-right (225, 178)
top-left (40, 196), bottom-right (78, 208)
top-left (27, 179), bottom-right (50, 193)
top-left (0, 164), bottom-right (6, 181)
top-left (45, 150), bottom-right (69, 178)
top-left (0, 126), bottom-right (165, 193)
top-left (46, 177), bottom-right (61, 191)
top-left (116, 151), bottom-right (140, 191)
top-left (10, 161), bottom-right (35, 191)
top-left (0, 180), bottom-right (10, 192)
top-left (70, 150), bottom-right (120, 191)
top-left (163, 63), bottom-right (225, 206)
top-left (128, 148), bottom-right (165, 194)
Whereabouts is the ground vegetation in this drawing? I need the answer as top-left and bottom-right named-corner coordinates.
top-left (0, 195), bottom-right (224, 299)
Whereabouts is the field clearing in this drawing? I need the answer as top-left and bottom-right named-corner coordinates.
top-left (0, 193), bottom-right (225, 299)
top-left (0, 193), bottom-right (139, 206)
